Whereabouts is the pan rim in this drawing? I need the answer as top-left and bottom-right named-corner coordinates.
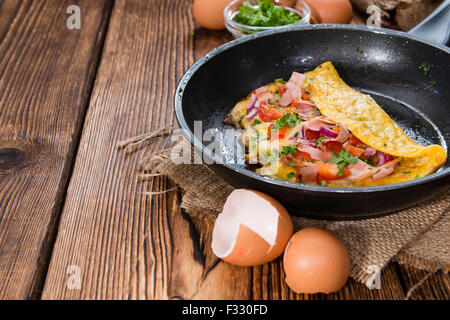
top-left (174, 24), bottom-right (450, 194)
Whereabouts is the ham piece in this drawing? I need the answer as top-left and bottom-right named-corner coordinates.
top-left (279, 72), bottom-right (305, 106)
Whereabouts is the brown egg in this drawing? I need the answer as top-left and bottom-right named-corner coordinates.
top-left (212, 189), bottom-right (294, 266)
top-left (193, 0), bottom-right (232, 30)
top-left (304, 0), bottom-right (353, 24)
top-left (283, 227), bottom-right (351, 294)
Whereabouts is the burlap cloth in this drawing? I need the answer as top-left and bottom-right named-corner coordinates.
top-left (134, 135), bottom-right (449, 287)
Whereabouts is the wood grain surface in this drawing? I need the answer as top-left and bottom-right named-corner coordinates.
top-left (0, 0), bottom-right (112, 299)
top-left (41, 0), bottom-right (194, 299)
top-left (0, 0), bottom-right (446, 300)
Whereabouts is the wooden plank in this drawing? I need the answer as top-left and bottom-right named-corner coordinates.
top-left (396, 263), bottom-right (449, 300)
top-left (0, 0), bottom-right (112, 299)
top-left (41, 0), bottom-right (195, 299)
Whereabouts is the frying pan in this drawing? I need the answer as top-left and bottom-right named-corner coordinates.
top-left (174, 2), bottom-right (450, 219)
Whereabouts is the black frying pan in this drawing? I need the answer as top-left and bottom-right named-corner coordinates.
top-left (174, 2), bottom-right (450, 219)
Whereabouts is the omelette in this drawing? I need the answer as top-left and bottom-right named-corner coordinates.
top-left (224, 61), bottom-right (447, 187)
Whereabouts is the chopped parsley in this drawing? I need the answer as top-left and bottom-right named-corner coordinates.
top-left (251, 119), bottom-right (261, 126)
top-left (288, 161), bottom-right (297, 166)
top-left (419, 62), bottom-right (433, 76)
top-left (274, 78), bottom-right (286, 83)
top-left (315, 136), bottom-right (327, 146)
top-left (294, 131), bottom-right (299, 137)
top-left (402, 171), bottom-right (411, 174)
top-left (365, 157), bottom-right (375, 167)
top-left (286, 172), bottom-right (296, 179)
top-left (234, 0), bottom-right (300, 27)
top-left (272, 113), bottom-right (301, 130)
top-left (415, 174), bottom-right (420, 179)
top-left (281, 144), bottom-right (298, 156)
top-left (320, 181), bottom-right (327, 186)
top-left (332, 151), bottom-right (358, 177)
top-left (424, 80), bottom-right (436, 90)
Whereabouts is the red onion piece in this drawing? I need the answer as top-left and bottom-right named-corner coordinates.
top-left (364, 147), bottom-right (376, 156)
top-left (246, 94), bottom-right (257, 113)
top-left (377, 151), bottom-right (393, 166)
top-left (245, 107), bottom-right (258, 120)
top-left (319, 126), bottom-right (339, 138)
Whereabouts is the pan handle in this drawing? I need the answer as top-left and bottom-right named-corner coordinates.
top-left (407, 0), bottom-right (450, 46)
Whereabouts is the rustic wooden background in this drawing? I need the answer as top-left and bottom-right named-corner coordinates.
top-left (0, 0), bottom-right (448, 300)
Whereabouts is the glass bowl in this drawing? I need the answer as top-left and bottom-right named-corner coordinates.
top-left (224, 0), bottom-right (311, 38)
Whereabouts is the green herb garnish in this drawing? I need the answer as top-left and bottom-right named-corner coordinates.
top-left (287, 172), bottom-right (296, 179)
top-left (419, 62), bottom-right (433, 76)
top-left (288, 161), bottom-right (297, 167)
top-left (315, 136), bottom-right (327, 146)
top-left (274, 78), bottom-right (286, 84)
top-left (332, 151), bottom-right (358, 177)
top-left (251, 119), bottom-right (261, 126)
top-left (415, 174), bottom-right (420, 179)
top-left (365, 157), bottom-right (375, 167)
top-left (320, 181), bottom-right (327, 186)
top-left (281, 144), bottom-right (298, 156)
top-left (234, 0), bottom-right (300, 27)
top-left (294, 132), bottom-right (299, 137)
top-left (424, 80), bottom-right (436, 90)
top-left (272, 113), bottom-right (300, 130)
top-left (402, 171), bottom-right (411, 174)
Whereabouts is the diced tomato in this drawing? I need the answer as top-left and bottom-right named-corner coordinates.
top-left (360, 154), bottom-right (370, 161)
top-left (324, 141), bottom-right (343, 153)
top-left (258, 106), bottom-right (282, 122)
top-left (346, 145), bottom-right (365, 158)
top-left (305, 129), bottom-right (320, 141)
top-left (348, 134), bottom-right (365, 147)
top-left (278, 86), bottom-right (286, 95)
top-left (316, 162), bottom-right (350, 180)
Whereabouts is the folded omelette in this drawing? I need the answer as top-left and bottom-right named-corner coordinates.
top-left (225, 61), bottom-right (446, 187)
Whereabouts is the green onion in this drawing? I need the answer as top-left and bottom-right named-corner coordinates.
top-left (287, 172), bottom-right (296, 179)
top-left (251, 119), bottom-right (261, 126)
top-left (281, 145), bottom-right (298, 156)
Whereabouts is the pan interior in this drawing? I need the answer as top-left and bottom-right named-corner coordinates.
top-left (181, 28), bottom-right (449, 177)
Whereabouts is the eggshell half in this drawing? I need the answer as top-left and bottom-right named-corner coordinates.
top-left (304, 0), bottom-right (353, 24)
top-left (212, 189), bottom-right (294, 266)
top-left (283, 227), bottom-right (351, 294)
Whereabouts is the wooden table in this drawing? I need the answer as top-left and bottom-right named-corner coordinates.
top-left (0, 0), bottom-right (448, 300)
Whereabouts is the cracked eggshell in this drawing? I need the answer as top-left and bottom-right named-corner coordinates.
top-left (212, 189), bottom-right (294, 266)
top-left (283, 227), bottom-right (351, 294)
